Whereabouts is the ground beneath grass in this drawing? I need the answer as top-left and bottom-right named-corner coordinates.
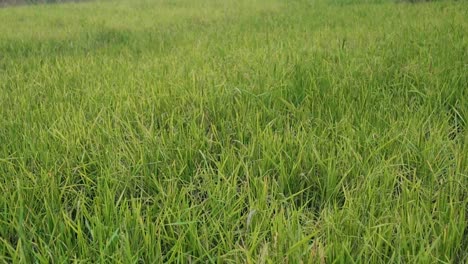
top-left (0, 0), bottom-right (467, 263)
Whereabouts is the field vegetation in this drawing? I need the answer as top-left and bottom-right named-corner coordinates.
top-left (0, 0), bottom-right (467, 262)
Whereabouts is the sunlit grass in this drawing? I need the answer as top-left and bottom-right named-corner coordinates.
top-left (0, 0), bottom-right (466, 262)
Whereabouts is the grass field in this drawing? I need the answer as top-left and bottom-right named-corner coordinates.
top-left (0, 0), bottom-right (467, 262)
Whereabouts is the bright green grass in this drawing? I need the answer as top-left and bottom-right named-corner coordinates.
top-left (0, 0), bottom-right (467, 262)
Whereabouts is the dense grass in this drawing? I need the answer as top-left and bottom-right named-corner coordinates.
top-left (0, 0), bottom-right (467, 262)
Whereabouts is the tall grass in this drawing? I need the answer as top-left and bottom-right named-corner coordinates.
top-left (0, 0), bottom-right (467, 262)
